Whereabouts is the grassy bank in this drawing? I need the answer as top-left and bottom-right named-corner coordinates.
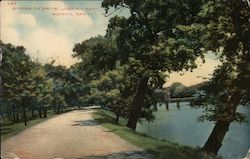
top-left (93, 109), bottom-right (220, 159)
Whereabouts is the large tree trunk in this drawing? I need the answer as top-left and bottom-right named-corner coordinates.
top-left (202, 121), bottom-right (230, 154)
top-left (203, 91), bottom-right (242, 154)
top-left (126, 77), bottom-right (148, 131)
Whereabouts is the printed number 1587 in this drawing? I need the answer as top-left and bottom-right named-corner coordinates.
top-left (8, 2), bottom-right (16, 5)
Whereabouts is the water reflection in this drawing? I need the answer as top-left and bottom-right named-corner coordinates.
top-left (137, 102), bottom-right (250, 159)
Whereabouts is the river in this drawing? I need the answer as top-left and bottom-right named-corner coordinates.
top-left (137, 102), bottom-right (250, 159)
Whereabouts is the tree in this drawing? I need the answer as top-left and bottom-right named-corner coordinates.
top-left (168, 82), bottom-right (186, 98)
top-left (0, 42), bottom-right (54, 125)
top-left (191, 0), bottom-right (250, 154)
top-left (72, 36), bottom-right (119, 106)
top-left (30, 65), bottom-right (53, 118)
top-left (73, 36), bottom-right (118, 79)
top-left (0, 42), bottom-right (35, 125)
top-left (45, 64), bottom-right (68, 114)
top-left (72, 35), bottom-right (153, 123)
top-left (102, 0), bottom-right (205, 130)
top-left (63, 68), bottom-right (86, 109)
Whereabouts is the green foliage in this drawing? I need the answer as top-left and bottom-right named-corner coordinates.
top-left (0, 42), bottom-right (36, 124)
top-left (1, 42), bottom-right (34, 100)
top-left (192, 0), bottom-right (250, 123)
top-left (167, 82), bottom-right (196, 98)
top-left (72, 0), bottom-right (208, 128)
top-left (99, 0), bottom-right (208, 128)
top-left (103, 0), bottom-right (205, 69)
top-left (0, 42), bottom-right (69, 125)
top-left (73, 36), bottom-right (118, 79)
top-left (30, 65), bottom-right (53, 109)
top-left (72, 36), bottom-right (120, 107)
top-left (168, 82), bottom-right (185, 98)
top-left (44, 63), bottom-right (85, 111)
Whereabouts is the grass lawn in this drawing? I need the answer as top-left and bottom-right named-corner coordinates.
top-left (93, 109), bottom-right (221, 159)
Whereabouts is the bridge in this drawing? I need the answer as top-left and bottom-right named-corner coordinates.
top-left (159, 97), bottom-right (197, 110)
top-left (166, 97), bottom-right (197, 102)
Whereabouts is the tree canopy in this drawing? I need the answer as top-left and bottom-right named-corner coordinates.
top-left (97, 0), bottom-right (208, 130)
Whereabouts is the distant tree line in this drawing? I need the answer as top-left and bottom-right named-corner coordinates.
top-left (167, 82), bottom-right (196, 98)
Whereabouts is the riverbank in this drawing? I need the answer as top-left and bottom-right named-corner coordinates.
top-left (93, 109), bottom-right (220, 159)
top-left (136, 103), bottom-right (250, 159)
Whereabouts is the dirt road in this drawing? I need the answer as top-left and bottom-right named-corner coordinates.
top-left (1, 110), bottom-right (152, 159)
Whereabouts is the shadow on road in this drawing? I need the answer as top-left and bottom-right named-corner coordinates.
top-left (71, 120), bottom-right (100, 126)
top-left (78, 151), bottom-right (153, 159)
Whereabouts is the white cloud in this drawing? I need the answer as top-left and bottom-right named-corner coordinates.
top-left (18, 14), bottom-right (37, 27)
top-left (0, 1), bottom-right (100, 67)
top-left (23, 27), bottom-right (77, 66)
top-left (1, 1), bottom-right (21, 45)
top-left (1, 2), bottom-right (37, 45)
top-left (1, 27), bottom-right (20, 45)
top-left (48, 1), bottom-right (93, 40)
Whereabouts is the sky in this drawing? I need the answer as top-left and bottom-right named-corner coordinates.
top-left (1, 0), bottom-right (109, 66)
top-left (1, 0), bottom-right (220, 86)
